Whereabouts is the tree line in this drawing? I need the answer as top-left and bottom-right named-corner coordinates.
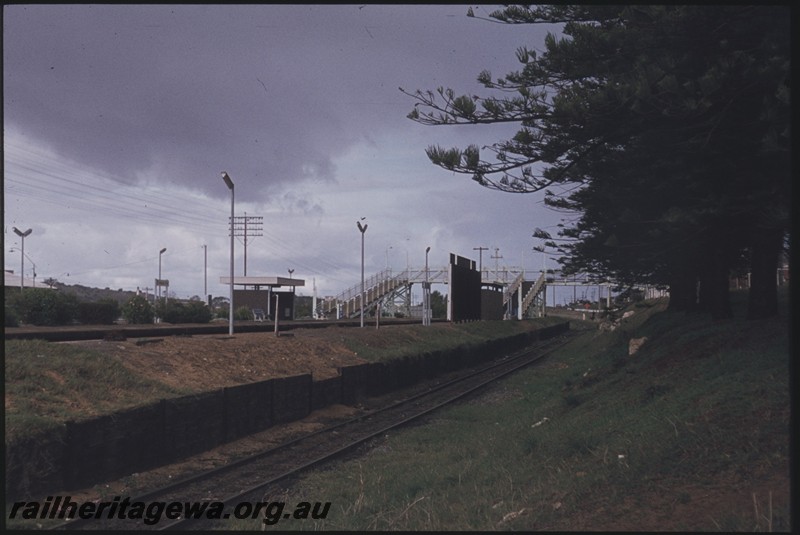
top-left (402, 5), bottom-right (789, 320)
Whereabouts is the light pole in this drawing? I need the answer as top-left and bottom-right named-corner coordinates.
top-left (222, 172), bottom-right (235, 336)
top-left (424, 246), bottom-right (431, 326)
top-left (158, 247), bottom-right (167, 315)
top-left (288, 269), bottom-right (295, 320)
top-left (12, 227), bottom-right (32, 290)
top-left (203, 244), bottom-right (208, 300)
top-left (357, 218), bottom-right (368, 328)
top-left (385, 245), bottom-right (392, 271)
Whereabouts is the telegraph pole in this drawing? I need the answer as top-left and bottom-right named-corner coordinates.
top-left (491, 247), bottom-right (503, 281)
top-left (230, 212), bottom-right (263, 276)
top-left (473, 246), bottom-right (488, 280)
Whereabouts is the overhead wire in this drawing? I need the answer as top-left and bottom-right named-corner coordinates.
top-left (5, 140), bottom-right (354, 285)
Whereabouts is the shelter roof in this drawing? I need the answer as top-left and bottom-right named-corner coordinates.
top-left (218, 276), bottom-right (305, 288)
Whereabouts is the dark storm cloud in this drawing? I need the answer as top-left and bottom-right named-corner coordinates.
top-left (5, 5), bottom-right (538, 203)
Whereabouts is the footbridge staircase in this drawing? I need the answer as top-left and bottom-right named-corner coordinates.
top-left (321, 267), bottom-right (549, 320)
top-left (323, 267), bottom-right (449, 319)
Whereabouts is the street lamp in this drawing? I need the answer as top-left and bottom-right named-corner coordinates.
top-left (287, 269), bottom-right (295, 320)
top-left (203, 244), bottom-right (208, 300)
top-left (12, 227), bottom-right (32, 290)
top-left (424, 246), bottom-right (431, 326)
top-left (357, 218), bottom-right (368, 328)
top-left (222, 172), bottom-right (235, 336)
top-left (158, 247), bottom-right (167, 305)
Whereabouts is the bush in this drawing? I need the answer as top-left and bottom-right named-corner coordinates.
top-left (122, 295), bottom-right (154, 324)
top-left (156, 300), bottom-right (213, 324)
top-left (181, 301), bottom-right (213, 323)
top-left (7, 288), bottom-right (79, 326)
top-left (235, 306), bottom-right (252, 320)
top-left (77, 299), bottom-right (120, 325)
top-left (5, 303), bottom-right (20, 327)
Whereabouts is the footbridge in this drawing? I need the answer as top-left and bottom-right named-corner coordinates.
top-left (320, 267), bottom-right (554, 320)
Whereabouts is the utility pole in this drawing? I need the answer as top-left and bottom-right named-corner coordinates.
top-left (203, 244), bottom-right (207, 299)
top-left (473, 246), bottom-right (488, 281)
top-left (230, 213), bottom-right (263, 276)
top-left (491, 247), bottom-right (503, 282)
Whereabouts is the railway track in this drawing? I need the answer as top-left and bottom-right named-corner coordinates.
top-left (51, 331), bottom-right (575, 531)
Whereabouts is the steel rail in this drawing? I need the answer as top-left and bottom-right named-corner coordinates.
top-left (50, 331), bottom-right (574, 531)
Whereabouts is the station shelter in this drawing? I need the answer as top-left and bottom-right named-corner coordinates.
top-left (219, 276), bottom-right (305, 321)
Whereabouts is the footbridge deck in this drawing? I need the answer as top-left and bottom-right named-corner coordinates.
top-left (320, 267), bottom-right (573, 320)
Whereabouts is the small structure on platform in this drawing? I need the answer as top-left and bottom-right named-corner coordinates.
top-left (448, 253), bottom-right (483, 321)
top-left (219, 276), bottom-right (305, 321)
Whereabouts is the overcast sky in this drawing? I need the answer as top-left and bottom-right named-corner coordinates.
top-left (4, 4), bottom-right (571, 303)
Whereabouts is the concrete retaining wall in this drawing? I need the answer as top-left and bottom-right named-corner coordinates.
top-left (6, 321), bottom-right (569, 500)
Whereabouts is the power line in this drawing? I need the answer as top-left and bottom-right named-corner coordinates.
top-left (5, 141), bottom-right (356, 286)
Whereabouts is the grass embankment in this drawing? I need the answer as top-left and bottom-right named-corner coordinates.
top-left (237, 290), bottom-right (790, 531)
top-left (338, 316), bottom-right (567, 362)
top-left (3, 318), bottom-right (564, 444)
top-left (3, 340), bottom-right (188, 442)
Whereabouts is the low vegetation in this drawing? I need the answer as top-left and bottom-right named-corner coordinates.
top-left (237, 289), bottom-right (789, 531)
top-left (155, 299), bottom-right (213, 323)
top-left (5, 289), bottom-right (79, 327)
top-left (5, 289), bottom-right (216, 326)
top-left (3, 318), bottom-right (560, 446)
top-left (340, 316), bottom-right (566, 363)
top-left (121, 294), bottom-right (154, 324)
top-left (76, 300), bottom-right (120, 325)
top-left (4, 339), bottom-right (188, 441)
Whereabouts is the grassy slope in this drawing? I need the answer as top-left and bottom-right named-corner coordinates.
top-left (246, 290), bottom-right (790, 531)
top-left (3, 318), bottom-right (562, 444)
top-left (3, 339), bottom-right (188, 441)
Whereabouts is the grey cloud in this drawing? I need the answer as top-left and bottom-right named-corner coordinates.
top-left (5, 5), bottom-right (538, 203)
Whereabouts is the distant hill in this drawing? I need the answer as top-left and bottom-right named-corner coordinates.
top-left (49, 281), bottom-right (140, 304)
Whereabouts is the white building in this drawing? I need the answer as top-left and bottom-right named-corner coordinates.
top-left (4, 270), bottom-right (56, 290)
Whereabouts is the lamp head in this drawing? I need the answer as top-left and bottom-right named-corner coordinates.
top-left (13, 227), bottom-right (32, 238)
top-left (221, 172), bottom-right (234, 190)
top-left (160, 247), bottom-right (167, 254)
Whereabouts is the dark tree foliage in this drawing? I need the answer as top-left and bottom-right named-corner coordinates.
top-left (77, 299), bottom-right (120, 325)
top-left (7, 289), bottom-right (79, 326)
top-left (402, 5), bottom-right (790, 319)
top-left (122, 294), bottom-right (154, 324)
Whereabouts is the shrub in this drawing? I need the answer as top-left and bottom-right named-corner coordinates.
top-left (156, 300), bottom-right (213, 324)
top-left (5, 303), bottom-right (20, 327)
top-left (7, 288), bottom-right (79, 326)
top-left (122, 295), bottom-right (154, 324)
top-left (235, 306), bottom-right (252, 320)
top-left (77, 299), bottom-right (120, 325)
top-left (180, 301), bottom-right (213, 323)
